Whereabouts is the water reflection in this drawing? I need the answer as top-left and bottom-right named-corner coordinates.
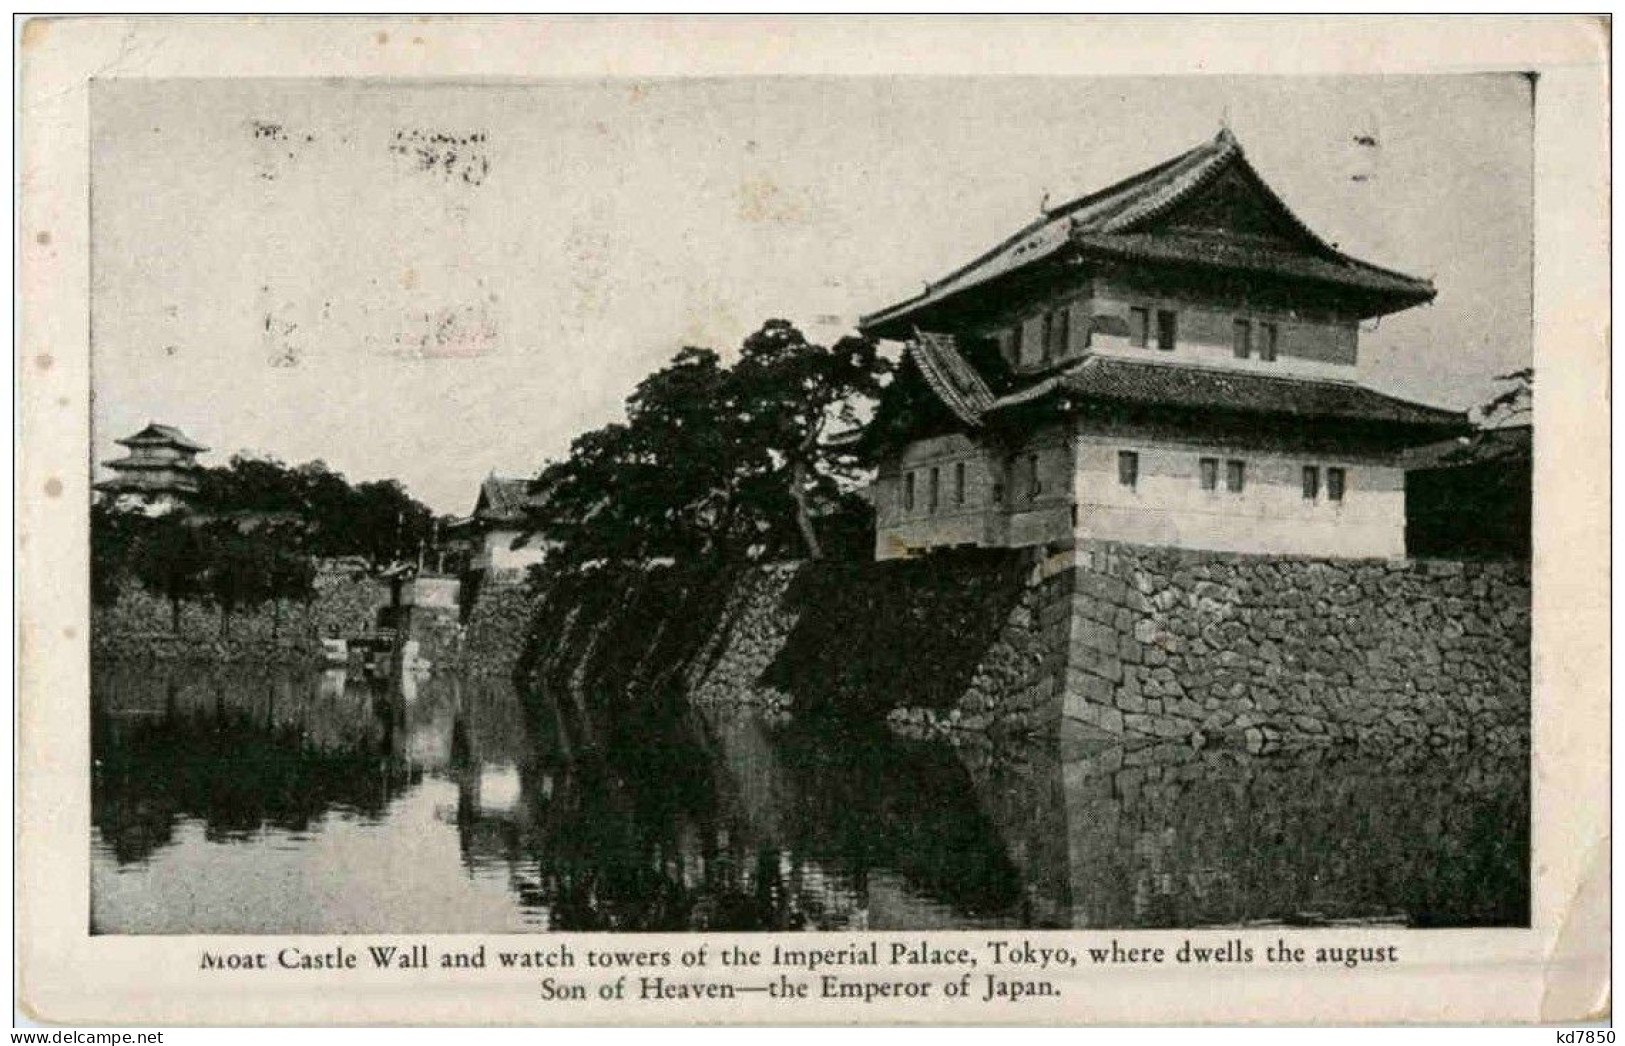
top-left (90, 661), bottom-right (1527, 934)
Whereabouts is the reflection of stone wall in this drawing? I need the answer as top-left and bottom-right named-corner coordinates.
top-left (954, 738), bottom-right (1529, 928)
top-left (91, 570), bottom-right (390, 663)
top-left (1060, 544), bottom-right (1530, 750)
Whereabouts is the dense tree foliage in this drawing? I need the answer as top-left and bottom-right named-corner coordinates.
top-left (198, 522), bottom-right (317, 637)
top-left (92, 454), bottom-right (439, 629)
top-left (1449, 367), bottom-right (1532, 468)
top-left (92, 512), bottom-right (321, 635)
top-left (526, 320), bottom-right (891, 568)
top-left (124, 514), bottom-right (210, 630)
top-left (195, 455), bottom-right (438, 566)
top-left (90, 502), bottom-right (146, 609)
top-left (92, 316), bottom-right (889, 625)
top-left (731, 320), bottom-right (890, 559)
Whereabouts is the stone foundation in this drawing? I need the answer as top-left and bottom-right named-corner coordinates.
top-left (91, 569), bottom-right (390, 663)
top-left (508, 543), bottom-right (1530, 752)
top-left (1056, 543), bottom-right (1529, 750)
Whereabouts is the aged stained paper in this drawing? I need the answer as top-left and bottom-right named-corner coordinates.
top-left (16, 15), bottom-right (1610, 1025)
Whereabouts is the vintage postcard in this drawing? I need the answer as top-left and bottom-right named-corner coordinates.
top-left (15, 15), bottom-right (1610, 1026)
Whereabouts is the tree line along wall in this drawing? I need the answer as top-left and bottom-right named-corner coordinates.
top-left (503, 542), bottom-right (1528, 753)
top-left (91, 569), bottom-right (390, 662)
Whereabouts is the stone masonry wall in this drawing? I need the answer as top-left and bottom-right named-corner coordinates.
top-left (454, 579), bottom-right (536, 674)
top-left (91, 569), bottom-right (390, 663)
top-left (506, 543), bottom-right (1529, 753)
top-left (512, 550), bottom-right (1068, 736)
top-left (1058, 543), bottom-right (1530, 751)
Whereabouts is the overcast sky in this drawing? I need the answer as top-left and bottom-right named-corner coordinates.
top-left (91, 75), bottom-right (1532, 512)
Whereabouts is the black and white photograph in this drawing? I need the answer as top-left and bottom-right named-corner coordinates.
top-left (16, 14), bottom-right (1610, 1029)
top-left (84, 71), bottom-right (1535, 937)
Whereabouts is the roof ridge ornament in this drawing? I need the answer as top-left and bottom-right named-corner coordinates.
top-left (860, 126), bottom-right (1432, 337)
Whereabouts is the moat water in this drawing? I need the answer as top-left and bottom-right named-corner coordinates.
top-left (91, 660), bottom-right (1529, 934)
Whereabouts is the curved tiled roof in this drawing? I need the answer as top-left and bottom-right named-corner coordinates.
top-left (1402, 424), bottom-right (1531, 470)
top-left (904, 331), bottom-right (996, 427)
top-left (94, 472), bottom-right (202, 493)
top-left (475, 475), bottom-right (531, 523)
top-left (116, 423), bottom-right (209, 452)
top-left (860, 129), bottom-right (1435, 335)
top-left (987, 356), bottom-right (1467, 431)
top-left (99, 457), bottom-right (203, 472)
top-left (1072, 232), bottom-right (1434, 300)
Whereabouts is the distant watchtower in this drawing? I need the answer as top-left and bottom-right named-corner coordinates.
top-left (94, 422), bottom-right (209, 516)
top-left (447, 473), bottom-right (551, 579)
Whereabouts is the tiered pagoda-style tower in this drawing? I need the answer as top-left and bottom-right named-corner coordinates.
top-left (94, 423), bottom-right (209, 516)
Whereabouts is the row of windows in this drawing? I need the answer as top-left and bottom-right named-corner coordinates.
top-left (902, 455), bottom-right (1045, 514)
top-left (1006, 305), bottom-right (1288, 367)
top-left (1116, 451), bottom-right (1347, 502)
top-left (1232, 317), bottom-right (1281, 361)
top-left (902, 454), bottom-right (1349, 514)
top-left (903, 461), bottom-right (969, 513)
top-left (1126, 308), bottom-right (1280, 361)
top-left (1009, 309), bottom-right (1073, 365)
top-left (1128, 307), bottom-right (1178, 351)
top-left (1304, 465), bottom-right (1348, 502)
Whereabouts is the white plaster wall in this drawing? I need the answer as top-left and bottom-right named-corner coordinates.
top-left (1071, 432), bottom-right (1406, 558)
top-left (1084, 277), bottom-right (1361, 383)
top-left (125, 445), bottom-right (191, 466)
top-left (404, 576), bottom-right (461, 609)
top-left (476, 528), bottom-right (549, 573)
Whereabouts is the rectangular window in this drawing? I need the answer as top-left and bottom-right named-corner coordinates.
top-left (954, 461), bottom-right (966, 506)
top-left (1226, 459), bottom-right (1246, 493)
top-left (1261, 322), bottom-right (1279, 362)
top-left (928, 466), bottom-right (940, 513)
top-left (1027, 453), bottom-right (1042, 498)
top-left (1302, 465), bottom-right (1320, 501)
top-left (1010, 324), bottom-right (1024, 363)
top-left (1054, 307), bottom-right (1070, 359)
top-left (1327, 467), bottom-right (1346, 502)
top-left (1156, 309), bottom-right (1177, 351)
top-left (1232, 318), bottom-right (1252, 359)
top-left (1117, 450), bottom-right (1139, 489)
top-left (904, 471), bottom-right (916, 512)
top-left (1199, 456), bottom-right (1219, 491)
top-left (1130, 307), bottom-right (1150, 348)
top-left (1040, 311), bottom-right (1054, 363)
